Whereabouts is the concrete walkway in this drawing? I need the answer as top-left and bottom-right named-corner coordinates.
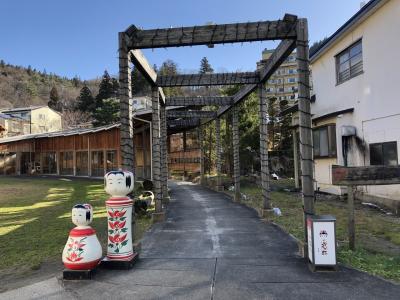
top-left (2, 181), bottom-right (399, 299)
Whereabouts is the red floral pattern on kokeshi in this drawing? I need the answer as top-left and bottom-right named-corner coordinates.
top-left (106, 196), bottom-right (134, 261)
top-left (62, 227), bottom-right (102, 270)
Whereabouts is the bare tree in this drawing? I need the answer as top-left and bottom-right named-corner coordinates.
top-left (62, 109), bottom-right (92, 129)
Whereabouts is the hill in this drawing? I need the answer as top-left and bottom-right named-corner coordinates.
top-left (0, 59), bottom-right (99, 109)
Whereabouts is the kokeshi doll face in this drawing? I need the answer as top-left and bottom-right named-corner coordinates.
top-left (72, 204), bottom-right (93, 226)
top-left (104, 171), bottom-right (134, 197)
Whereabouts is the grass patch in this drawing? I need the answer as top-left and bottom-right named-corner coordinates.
top-left (226, 179), bottom-right (400, 282)
top-left (0, 177), bottom-right (152, 271)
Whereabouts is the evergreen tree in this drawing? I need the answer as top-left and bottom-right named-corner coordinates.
top-left (278, 99), bottom-right (292, 152)
top-left (199, 57), bottom-right (214, 74)
top-left (96, 70), bottom-right (115, 106)
top-left (131, 66), bottom-right (151, 96)
top-left (0, 59), bottom-right (5, 68)
top-left (92, 98), bottom-right (120, 126)
top-left (76, 84), bottom-right (95, 112)
top-left (48, 86), bottom-right (61, 111)
top-left (158, 59), bottom-right (182, 97)
top-left (72, 76), bottom-right (80, 87)
top-left (111, 77), bottom-right (119, 97)
top-left (27, 65), bottom-right (32, 75)
top-left (267, 97), bottom-right (278, 150)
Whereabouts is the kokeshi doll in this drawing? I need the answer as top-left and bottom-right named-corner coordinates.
top-left (104, 171), bottom-right (135, 261)
top-left (62, 204), bottom-right (102, 270)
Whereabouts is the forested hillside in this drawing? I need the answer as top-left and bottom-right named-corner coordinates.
top-left (0, 59), bottom-right (99, 109)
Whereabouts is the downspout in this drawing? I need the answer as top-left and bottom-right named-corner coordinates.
top-left (133, 116), bottom-right (153, 181)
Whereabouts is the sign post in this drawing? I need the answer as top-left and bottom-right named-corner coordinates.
top-left (332, 165), bottom-right (400, 250)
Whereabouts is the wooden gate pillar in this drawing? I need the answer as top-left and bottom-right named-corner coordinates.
top-left (151, 87), bottom-right (164, 222)
top-left (215, 118), bottom-right (223, 191)
top-left (292, 129), bottom-right (300, 189)
top-left (160, 105), bottom-right (169, 203)
top-left (258, 83), bottom-right (271, 217)
top-left (118, 32), bottom-right (134, 173)
top-left (232, 105), bottom-right (241, 202)
top-left (297, 18), bottom-right (315, 257)
top-left (198, 126), bottom-right (205, 185)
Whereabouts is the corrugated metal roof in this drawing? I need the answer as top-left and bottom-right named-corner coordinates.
top-left (0, 113), bottom-right (26, 121)
top-left (0, 123), bottom-right (120, 144)
top-left (0, 105), bottom-right (47, 113)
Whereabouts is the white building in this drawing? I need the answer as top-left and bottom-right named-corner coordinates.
top-left (309, 0), bottom-right (400, 212)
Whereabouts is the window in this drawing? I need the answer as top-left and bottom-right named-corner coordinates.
top-left (42, 152), bottom-right (57, 174)
top-left (278, 87), bottom-right (284, 92)
top-left (91, 151), bottom-right (104, 177)
top-left (336, 40), bottom-right (363, 84)
top-left (288, 68), bottom-right (296, 74)
top-left (106, 150), bottom-right (118, 172)
top-left (266, 87), bottom-right (274, 92)
top-left (76, 151), bottom-right (88, 176)
top-left (60, 152), bottom-right (73, 175)
top-left (313, 125), bottom-right (337, 158)
top-left (370, 142), bottom-right (398, 166)
top-left (288, 77), bottom-right (296, 83)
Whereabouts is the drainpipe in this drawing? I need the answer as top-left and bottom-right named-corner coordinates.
top-left (133, 116), bottom-right (153, 181)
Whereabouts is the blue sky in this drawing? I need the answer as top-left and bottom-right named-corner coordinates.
top-left (0, 0), bottom-right (365, 80)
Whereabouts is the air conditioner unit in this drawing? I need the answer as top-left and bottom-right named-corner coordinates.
top-left (341, 125), bottom-right (356, 137)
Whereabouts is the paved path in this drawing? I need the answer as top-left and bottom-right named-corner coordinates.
top-left (2, 181), bottom-right (399, 299)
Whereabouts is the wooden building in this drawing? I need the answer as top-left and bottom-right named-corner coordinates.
top-left (0, 124), bottom-right (149, 178)
top-left (168, 131), bottom-right (201, 178)
top-left (0, 122), bottom-right (200, 179)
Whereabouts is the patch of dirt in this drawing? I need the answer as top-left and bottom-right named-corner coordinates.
top-left (358, 234), bottom-right (400, 256)
top-left (0, 259), bottom-right (62, 293)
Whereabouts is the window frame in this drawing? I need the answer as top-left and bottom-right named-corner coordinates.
top-left (369, 141), bottom-right (398, 166)
top-left (313, 124), bottom-right (337, 159)
top-left (335, 39), bottom-right (363, 85)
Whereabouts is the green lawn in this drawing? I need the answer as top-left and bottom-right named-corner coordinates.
top-left (221, 178), bottom-right (400, 282)
top-left (0, 177), bottom-right (152, 271)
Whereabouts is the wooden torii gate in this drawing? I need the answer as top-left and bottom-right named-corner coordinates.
top-left (119, 14), bottom-right (315, 256)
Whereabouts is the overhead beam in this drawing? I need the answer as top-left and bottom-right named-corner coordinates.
top-left (168, 119), bottom-right (201, 127)
top-left (216, 39), bottom-right (296, 117)
top-left (129, 49), bottom-right (165, 105)
top-left (157, 72), bottom-right (259, 87)
top-left (130, 49), bottom-right (157, 85)
top-left (259, 39), bottom-right (297, 82)
top-left (167, 110), bottom-right (217, 119)
top-left (125, 15), bottom-right (298, 49)
top-left (165, 96), bottom-right (234, 106)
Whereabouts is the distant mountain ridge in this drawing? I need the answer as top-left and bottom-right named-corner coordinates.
top-left (0, 60), bottom-right (100, 109)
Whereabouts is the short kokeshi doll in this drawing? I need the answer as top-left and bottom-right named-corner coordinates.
top-left (104, 171), bottom-right (136, 261)
top-left (62, 204), bottom-right (102, 270)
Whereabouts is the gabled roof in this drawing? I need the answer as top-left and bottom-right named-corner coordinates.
top-left (0, 105), bottom-right (63, 116)
top-left (310, 0), bottom-right (388, 62)
top-left (0, 123), bottom-right (120, 144)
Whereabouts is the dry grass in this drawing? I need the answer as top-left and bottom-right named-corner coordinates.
top-left (0, 177), bottom-right (152, 270)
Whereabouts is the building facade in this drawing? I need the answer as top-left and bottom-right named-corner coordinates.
top-left (309, 0), bottom-right (400, 211)
top-left (258, 49), bottom-right (299, 104)
top-left (0, 113), bottom-right (30, 138)
top-left (0, 106), bottom-right (62, 135)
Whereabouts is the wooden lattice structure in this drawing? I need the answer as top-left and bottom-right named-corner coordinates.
top-left (119, 14), bottom-right (314, 256)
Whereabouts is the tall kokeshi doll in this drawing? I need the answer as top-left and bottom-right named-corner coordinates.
top-left (62, 204), bottom-right (102, 270)
top-left (104, 171), bottom-right (137, 264)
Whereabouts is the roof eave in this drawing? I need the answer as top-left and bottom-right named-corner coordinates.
top-left (310, 0), bottom-right (388, 63)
